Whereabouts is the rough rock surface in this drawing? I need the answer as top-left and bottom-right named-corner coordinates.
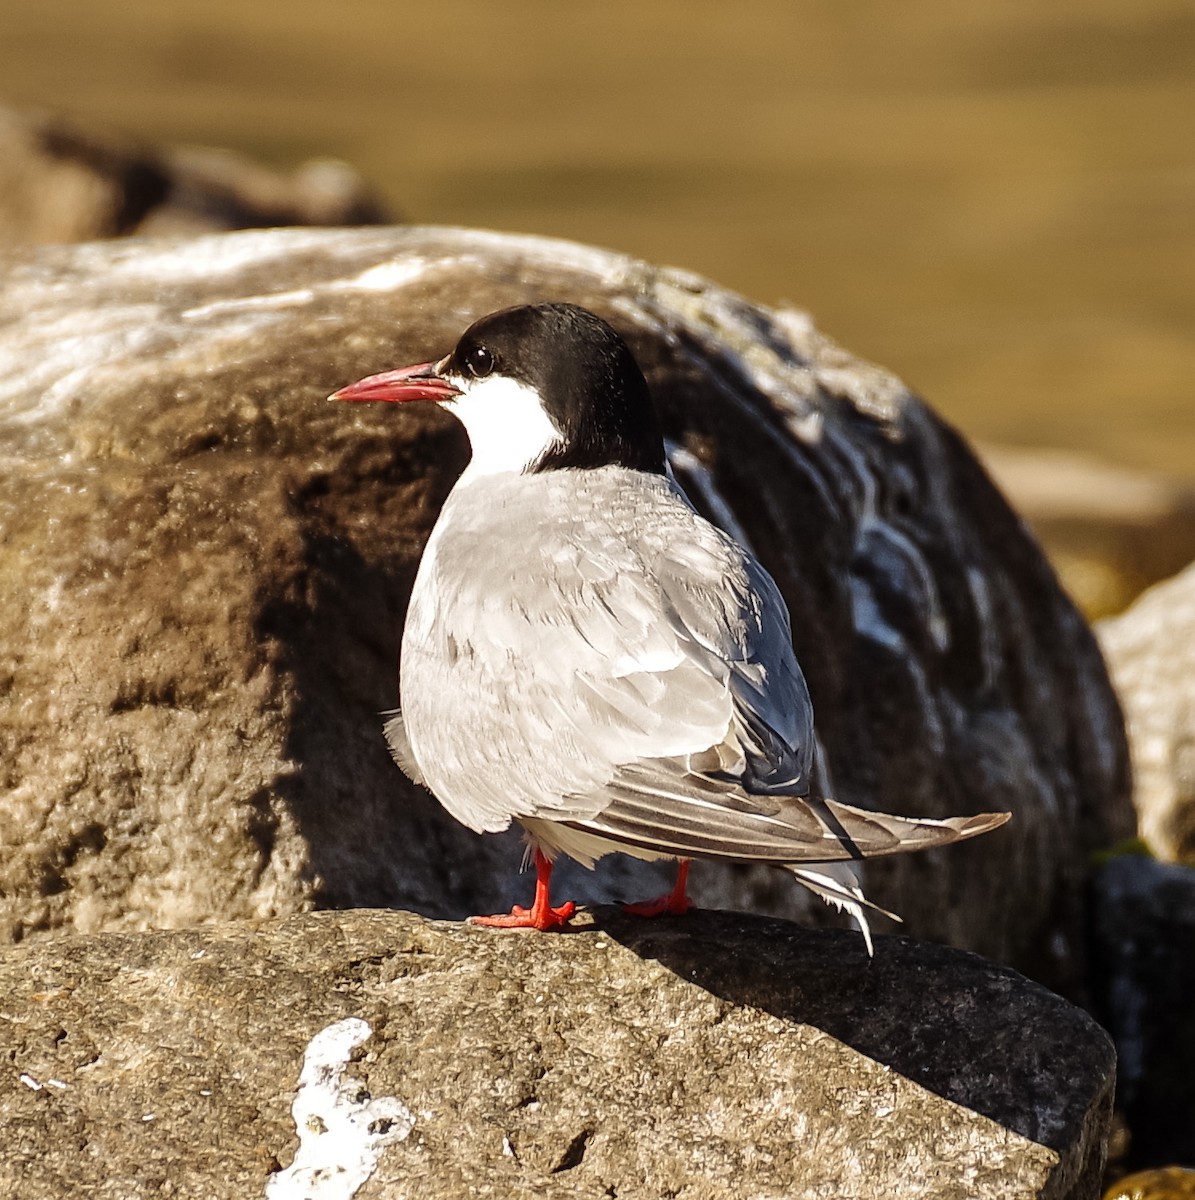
top-left (0, 226), bottom-right (1131, 995)
top-left (1098, 562), bottom-right (1195, 862)
top-left (1090, 855), bottom-right (1195, 1167)
top-left (0, 105), bottom-right (392, 246)
top-left (0, 908), bottom-right (1115, 1199)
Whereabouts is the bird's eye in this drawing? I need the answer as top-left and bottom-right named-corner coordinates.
top-left (465, 345), bottom-right (494, 378)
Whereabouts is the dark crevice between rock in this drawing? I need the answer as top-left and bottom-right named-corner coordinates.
top-left (549, 1129), bottom-right (593, 1174)
top-left (345, 954), bottom-right (391, 973)
top-left (38, 824), bottom-right (109, 897)
top-left (242, 789), bottom-right (281, 887)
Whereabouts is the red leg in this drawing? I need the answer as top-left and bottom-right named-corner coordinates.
top-left (624, 859), bottom-right (693, 917)
top-left (470, 849), bottom-right (577, 931)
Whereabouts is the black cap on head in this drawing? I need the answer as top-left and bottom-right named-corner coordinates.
top-left (444, 303), bottom-right (667, 476)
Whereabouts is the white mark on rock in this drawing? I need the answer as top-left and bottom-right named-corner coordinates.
top-left (329, 259), bottom-right (430, 293)
top-left (101, 231), bottom-right (334, 287)
top-left (181, 288), bottom-right (317, 321)
top-left (42, 579), bottom-right (63, 615)
top-left (46, 1079), bottom-right (67, 1090)
top-left (19, 1074), bottom-right (42, 1091)
top-left (265, 1017), bottom-right (414, 1200)
top-left (773, 306), bottom-right (815, 338)
top-left (785, 408), bottom-right (825, 444)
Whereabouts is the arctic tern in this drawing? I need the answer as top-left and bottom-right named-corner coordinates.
top-left (331, 302), bottom-right (1008, 949)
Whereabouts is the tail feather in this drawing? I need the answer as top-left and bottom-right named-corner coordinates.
top-left (578, 764), bottom-right (1012, 865)
top-left (812, 798), bottom-right (1011, 860)
top-left (789, 861), bottom-right (901, 957)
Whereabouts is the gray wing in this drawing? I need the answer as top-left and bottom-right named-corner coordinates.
top-left (564, 542), bottom-right (1010, 864)
top-left (400, 474), bottom-right (814, 833)
top-left (403, 474), bottom-right (1007, 860)
top-left (573, 760), bottom-right (1011, 863)
top-left (560, 538), bottom-right (816, 795)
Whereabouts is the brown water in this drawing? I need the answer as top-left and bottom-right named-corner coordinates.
top-left (5, 0), bottom-right (1194, 478)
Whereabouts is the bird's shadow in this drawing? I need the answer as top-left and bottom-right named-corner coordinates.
top-left (590, 905), bottom-right (1112, 1158)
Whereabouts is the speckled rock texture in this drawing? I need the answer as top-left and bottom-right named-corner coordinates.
top-left (0, 227), bottom-right (1131, 996)
top-left (1090, 855), bottom-right (1195, 1168)
top-left (0, 908), bottom-right (1115, 1199)
top-left (1098, 561), bottom-right (1195, 863)
top-left (0, 104), bottom-right (392, 246)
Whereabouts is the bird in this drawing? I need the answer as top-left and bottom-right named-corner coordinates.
top-left (330, 302), bottom-right (1009, 950)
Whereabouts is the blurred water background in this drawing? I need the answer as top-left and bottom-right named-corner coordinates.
top-left (4, 0), bottom-right (1193, 479)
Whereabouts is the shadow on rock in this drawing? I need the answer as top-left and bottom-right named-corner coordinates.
top-left (596, 905), bottom-right (1115, 1158)
top-left (252, 505), bottom-right (522, 922)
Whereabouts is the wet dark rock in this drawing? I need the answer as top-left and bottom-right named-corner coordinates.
top-left (1098, 562), bottom-right (1195, 863)
top-left (1090, 855), bottom-right (1195, 1168)
top-left (0, 105), bottom-right (392, 246)
top-left (0, 227), bottom-right (1132, 997)
top-left (0, 908), bottom-right (1116, 1199)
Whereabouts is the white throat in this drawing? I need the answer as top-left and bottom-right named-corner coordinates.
top-left (442, 375), bottom-right (562, 484)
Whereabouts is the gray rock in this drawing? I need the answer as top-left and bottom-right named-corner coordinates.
top-left (0, 908), bottom-right (1115, 1199)
top-left (0, 227), bottom-right (1132, 996)
top-left (1098, 562), bottom-right (1195, 862)
top-left (1090, 855), bottom-right (1195, 1167)
top-left (0, 105), bottom-right (392, 246)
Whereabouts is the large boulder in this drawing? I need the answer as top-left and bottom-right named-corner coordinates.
top-left (0, 908), bottom-right (1115, 1199)
top-left (1098, 561), bottom-right (1195, 863)
top-left (0, 226), bottom-right (1131, 995)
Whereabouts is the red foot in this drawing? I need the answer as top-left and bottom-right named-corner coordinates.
top-left (469, 850), bottom-right (578, 932)
top-left (471, 901), bottom-right (577, 931)
top-left (624, 859), bottom-right (693, 917)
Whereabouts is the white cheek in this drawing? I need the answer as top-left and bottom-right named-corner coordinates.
top-left (443, 376), bottom-right (561, 481)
